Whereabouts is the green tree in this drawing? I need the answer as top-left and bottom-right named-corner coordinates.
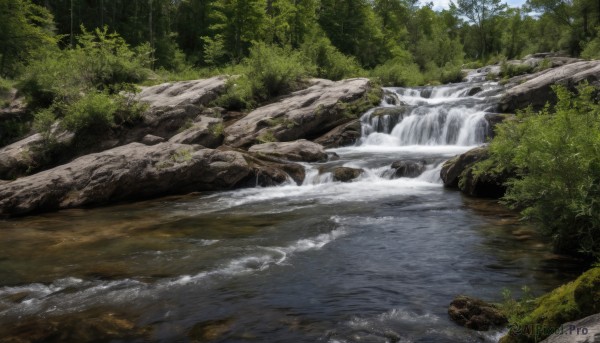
top-left (0, 0), bottom-right (56, 77)
top-left (452, 0), bottom-right (506, 59)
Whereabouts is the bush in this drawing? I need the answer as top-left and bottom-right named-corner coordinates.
top-left (62, 92), bottom-right (118, 133)
top-left (19, 27), bottom-right (151, 108)
top-left (301, 35), bottom-right (362, 80)
top-left (478, 84), bottom-right (600, 258)
top-left (500, 62), bottom-right (534, 78)
top-left (371, 59), bottom-right (424, 86)
top-left (215, 42), bottom-right (316, 110)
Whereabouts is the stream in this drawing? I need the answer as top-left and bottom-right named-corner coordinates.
top-left (0, 72), bottom-right (582, 342)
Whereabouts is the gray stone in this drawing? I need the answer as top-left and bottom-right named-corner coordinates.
top-left (224, 78), bottom-right (375, 148)
top-left (248, 140), bottom-right (327, 162)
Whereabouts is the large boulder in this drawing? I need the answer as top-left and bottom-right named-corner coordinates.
top-left (224, 78), bottom-right (378, 148)
top-left (440, 146), bottom-right (509, 198)
top-left (168, 116), bottom-right (224, 148)
top-left (314, 119), bottom-right (362, 148)
top-left (137, 76), bottom-right (228, 110)
top-left (248, 140), bottom-right (327, 162)
top-left (130, 77), bottom-right (228, 141)
top-left (448, 295), bottom-right (508, 331)
top-left (0, 127), bottom-right (74, 180)
top-left (0, 142), bottom-right (288, 217)
top-left (441, 146), bottom-right (490, 189)
top-left (500, 61), bottom-right (600, 112)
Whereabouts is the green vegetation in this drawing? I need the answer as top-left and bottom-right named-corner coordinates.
top-left (475, 84), bottom-right (600, 259)
top-left (500, 268), bottom-right (600, 342)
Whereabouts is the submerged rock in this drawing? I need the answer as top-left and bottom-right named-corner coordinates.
top-left (332, 167), bottom-right (363, 182)
top-left (224, 78), bottom-right (377, 148)
top-left (248, 140), bottom-right (327, 162)
top-left (391, 160), bottom-right (426, 178)
top-left (448, 295), bottom-right (507, 331)
top-left (0, 142), bottom-right (282, 217)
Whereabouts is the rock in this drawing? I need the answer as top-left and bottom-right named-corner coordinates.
top-left (539, 313), bottom-right (600, 343)
top-left (448, 295), bottom-right (508, 331)
top-left (0, 311), bottom-right (150, 343)
top-left (0, 126), bottom-right (74, 180)
top-left (441, 146), bottom-right (490, 189)
top-left (224, 78), bottom-right (377, 148)
top-left (468, 87), bottom-right (483, 96)
top-left (500, 60), bottom-right (600, 112)
top-left (248, 140), bottom-right (327, 162)
top-left (168, 116), bottom-right (224, 148)
top-left (501, 268), bottom-right (600, 343)
top-left (0, 142), bottom-right (288, 217)
top-left (137, 76), bottom-right (228, 110)
top-left (140, 134), bottom-right (165, 145)
top-left (440, 146), bottom-right (509, 198)
top-left (327, 152), bottom-right (340, 161)
top-left (391, 160), bottom-right (426, 178)
top-left (189, 318), bottom-right (235, 342)
top-left (383, 89), bottom-right (400, 105)
top-left (332, 167), bottom-right (363, 182)
top-left (314, 120), bottom-right (362, 148)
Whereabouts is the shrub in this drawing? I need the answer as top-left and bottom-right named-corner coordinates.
top-left (301, 35), bottom-right (362, 80)
top-left (19, 27), bottom-right (151, 108)
top-left (500, 62), bottom-right (534, 78)
top-left (215, 42), bottom-right (316, 110)
top-left (478, 84), bottom-right (600, 258)
top-left (371, 59), bottom-right (424, 86)
top-left (62, 92), bottom-right (118, 133)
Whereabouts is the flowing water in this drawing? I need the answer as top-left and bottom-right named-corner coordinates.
top-left (0, 72), bottom-right (582, 342)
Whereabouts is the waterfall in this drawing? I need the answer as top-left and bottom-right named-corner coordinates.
top-left (359, 71), bottom-right (502, 147)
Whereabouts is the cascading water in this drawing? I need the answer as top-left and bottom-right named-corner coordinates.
top-left (2, 70), bottom-right (576, 343)
top-left (360, 71), bottom-right (502, 148)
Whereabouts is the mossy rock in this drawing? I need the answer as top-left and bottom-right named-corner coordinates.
top-left (501, 267), bottom-right (600, 342)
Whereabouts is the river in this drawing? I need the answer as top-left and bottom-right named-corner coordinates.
top-left (0, 72), bottom-right (581, 342)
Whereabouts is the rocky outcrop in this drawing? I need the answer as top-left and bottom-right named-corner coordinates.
top-left (448, 295), bottom-right (507, 331)
top-left (391, 160), bottom-right (426, 178)
top-left (168, 116), bottom-right (224, 148)
top-left (137, 76), bottom-right (228, 111)
top-left (500, 61), bottom-right (600, 112)
top-left (141, 134), bottom-right (165, 145)
top-left (314, 119), bottom-right (361, 148)
top-left (248, 140), bottom-right (327, 162)
top-left (0, 127), bottom-right (74, 180)
top-left (332, 167), bottom-right (363, 182)
top-left (539, 313), bottom-right (600, 343)
top-left (441, 146), bottom-right (509, 198)
top-left (0, 142), bottom-right (287, 217)
top-left (224, 78), bottom-right (377, 148)
top-left (484, 113), bottom-right (514, 138)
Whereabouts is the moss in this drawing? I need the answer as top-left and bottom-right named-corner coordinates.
top-left (171, 148), bottom-right (193, 163)
top-left (336, 81), bottom-right (383, 119)
top-left (209, 122), bottom-right (224, 137)
top-left (256, 130), bottom-right (277, 143)
top-left (501, 267), bottom-right (600, 343)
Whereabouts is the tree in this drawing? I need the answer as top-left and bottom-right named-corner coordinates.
top-left (452, 0), bottom-right (506, 59)
top-left (0, 0), bottom-right (56, 77)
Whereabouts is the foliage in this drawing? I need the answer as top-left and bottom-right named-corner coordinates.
top-left (216, 42), bottom-right (315, 110)
top-left (477, 84), bottom-right (600, 258)
top-left (371, 59), bottom-right (425, 87)
top-left (61, 92), bottom-right (118, 133)
top-left (301, 34), bottom-right (362, 80)
top-left (500, 268), bottom-right (600, 343)
top-left (19, 27), bottom-right (151, 108)
top-left (0, 0), bottom-right (57, 77)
